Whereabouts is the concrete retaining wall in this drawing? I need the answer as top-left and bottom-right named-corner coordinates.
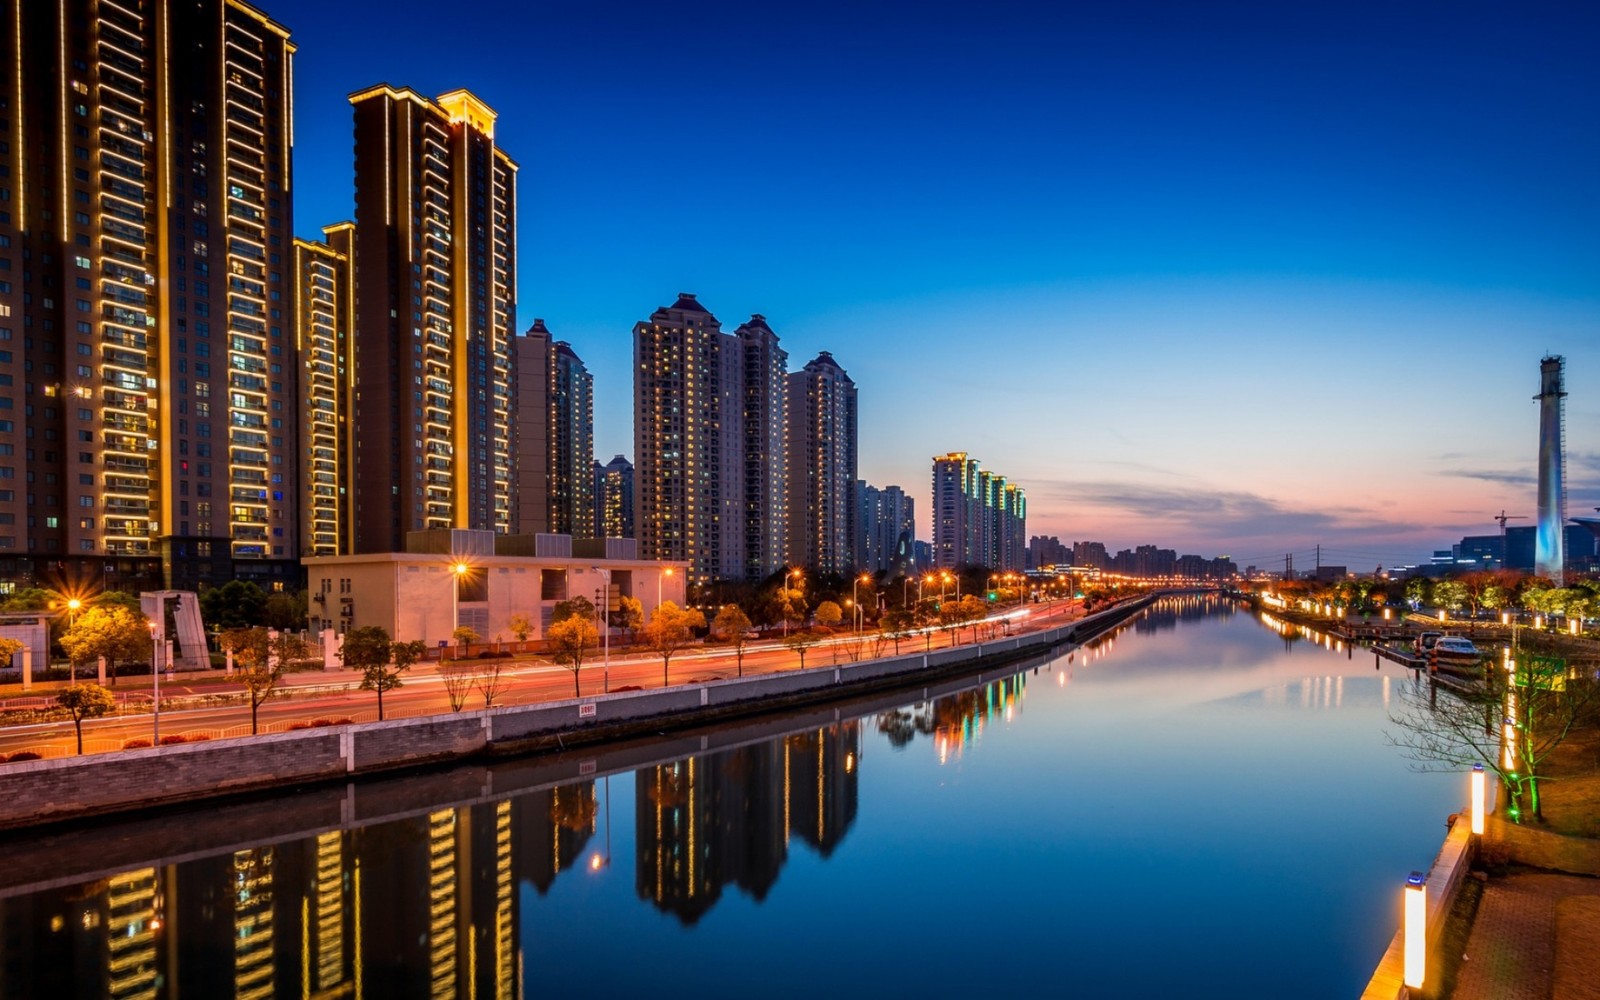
top-left (1485, 813), bottom-right (1600, 876)
top-left (1360, 816), bottom-right (1475, 1000)
top-left (0, 598), bottom-right (1149, 831)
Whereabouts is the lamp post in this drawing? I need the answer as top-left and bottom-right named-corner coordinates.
top-left (784, 569), bottom-right (802, 637)
top-left (657, 566), bottom-right (674, 609)
top-left (64, 597), bottom-right (82, 681)
top-left (593, 566), bottom-right (612, 694)
top-left (148, 621), bottom-right (161, 744)
top-left (451, 560), bottom-right (469, 650)
top-left (852, 573), bottom-right (870, 636)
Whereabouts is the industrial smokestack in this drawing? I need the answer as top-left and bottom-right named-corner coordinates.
top-left (1535, 355), bottom-right (1567, 585)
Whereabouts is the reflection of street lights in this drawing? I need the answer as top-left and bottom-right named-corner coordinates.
top-left (148, 621), bottom-right (161, 744)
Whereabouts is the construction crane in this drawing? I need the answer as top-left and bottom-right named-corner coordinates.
top-left (1493, 510), bottom-right (1528, 535)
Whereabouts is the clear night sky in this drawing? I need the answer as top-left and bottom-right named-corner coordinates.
top-left (272, 0), bottom-right (1600, 570)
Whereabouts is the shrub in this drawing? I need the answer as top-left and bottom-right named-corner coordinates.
top-left (186, 734), bottom-right (211, 742)
top-left (613, 684), bottom-right (643, 692)
top-left (310, 717), bottom-right (337, 727)
top-left (333, 717), bottom-right (353, 725)
top-left (122, 738), bottom-right (152, 749)
top-left (158, 734), bottom-right (188, 745)
top-left (6, 751), bottom-right (41, 762)
top-left (287, 721), bottom-right (312, 730)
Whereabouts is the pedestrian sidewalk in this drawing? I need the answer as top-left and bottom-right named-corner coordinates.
top-left (1450, 872), bottom-right (1600, 1000)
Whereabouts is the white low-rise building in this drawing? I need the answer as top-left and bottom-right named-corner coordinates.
top-left (304, 530), bottom-right (686, 647)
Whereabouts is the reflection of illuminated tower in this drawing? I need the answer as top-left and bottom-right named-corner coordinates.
top-left (515, 783), bottom-right (597, 894)
top-left (106, 868), bottom-right (160, 999)
top-left (1535, 356), bottom-right (1567, 585)
top-left (637, 758), bottom-right (721, 923)
top-left (785, 723), bottom-right (861, 857)
top-left (232, 849), bottom-right (275, 999)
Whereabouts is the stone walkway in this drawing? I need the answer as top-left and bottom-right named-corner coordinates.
top-left (1451, 873), bottom-right (1600, 1000)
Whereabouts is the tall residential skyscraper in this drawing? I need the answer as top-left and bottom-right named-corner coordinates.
top-left (736, 315), bottom-right (788, 580)
top-left (294, 223), bottom-right (354, 556)
top-left (2, 0), bottom-right (299, 591)
top-left (931, 453), bottom-right (1026, 571)
top-left (594, 454), bottom-right (635, 539)
top-left (510, 320), bottom-right (593, 537)
top-left (634, 294), bottom-right (744, 583)
top-left (856, 481), bottom-right (915, 575)
top-left (787, 352), bottom-right (857, 575)
top-left (1534, 355), bottom-right (1566, 585)
top-left (346, 85), bottom-right (516, 553)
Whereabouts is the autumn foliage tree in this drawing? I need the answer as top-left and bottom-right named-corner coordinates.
top-left (56, 683), bottom-right (116, 754)
top-left (711, 604), bottom-right (754, 676)
top-left (645, 601), bottom-right (705, 687)
top-left (547, 615), bottom-right (598, 698)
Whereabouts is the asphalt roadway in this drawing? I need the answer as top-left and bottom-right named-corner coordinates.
top-left (0, 601), bottom-right (1087, 757)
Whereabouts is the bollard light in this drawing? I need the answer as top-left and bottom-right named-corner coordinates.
top-left (1570, 619), bottom-right (1581, 636)
top-left (1470, 765), bottom-right (1485, 835)
top-left (1404, 871), bottom-right (1428, 989)
top-left (1501, 612), bottom-right (1511, 626)
top-left (1438, 610), bottom-right (1447, 623)
top-left (1383, 607), bottom-right (1392, 621)
top-left (1503, 715), bottom-right (1517, 771)
top-left (1534, 615), bottom-right (1543, 630)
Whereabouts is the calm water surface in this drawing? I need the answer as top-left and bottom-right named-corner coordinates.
top-left (0, 596), bottom-right (1460, 998)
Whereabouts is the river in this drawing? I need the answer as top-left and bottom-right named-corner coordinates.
top-left (0, 595), bottom-right (1461, 998)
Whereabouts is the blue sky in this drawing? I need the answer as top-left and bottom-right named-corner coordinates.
top-left (272, 0), bottom-right (1600, 567)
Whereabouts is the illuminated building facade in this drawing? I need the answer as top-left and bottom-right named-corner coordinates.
top-left (786, 352), bottom-right (857, 575)
top-left (2, 0), bottom-right (300, 591)
top-left (346, 85), bottom-right (517, 553)
top-left (293, 223), bottom-right (353, 555)
top-left (593, 454), bottom-right (635, 539)
top-left (736, 314), bottom-right (788, 579)
top-left (931, 452), bottom-right (1026, 572)
top-left (633, 293), bottom-right (744, 583)
top-left (856, 481), bottom-right (915, 574)
top-left (1534, 355), bottom-right (1566, 585)
top-left (511, 320), bottom-right (593, 537)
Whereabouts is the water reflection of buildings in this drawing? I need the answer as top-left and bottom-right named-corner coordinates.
top-left (0, 786), bottom-right (598, 999)
top-left (636, 723), bottom-right (861, 924)
top-left (875, 673), bottom-right (1026, 763)
top-left (1131, 594), bottom-right (1235, 635)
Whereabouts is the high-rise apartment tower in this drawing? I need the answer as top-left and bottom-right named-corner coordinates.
top-left (633, 294), bottom-right (743, 583)
top-left (786, 352), bottom-right (857, 575)
top-left (346, 85), bottom-right (516, 553)
top-left (510, 320), bottom-right (593, 537)
top-left (2, 0), bottom-right (300, 591)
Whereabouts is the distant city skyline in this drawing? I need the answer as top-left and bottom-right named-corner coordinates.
top-left (266, 0), bottom-right (1599, 566)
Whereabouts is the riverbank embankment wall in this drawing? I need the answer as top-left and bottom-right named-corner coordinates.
top-left (0, 598), bottom-right (1151, 831)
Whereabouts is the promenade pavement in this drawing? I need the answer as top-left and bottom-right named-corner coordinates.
top-left (1450, 873), bottom-right (1600, 1000)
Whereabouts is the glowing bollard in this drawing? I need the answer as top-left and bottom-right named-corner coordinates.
top-left (1383, 607), bottom-right (1392, 621)
top-left (1404, 871), bottom-right (1428, 990)
top-left (1470, 764), bottom-right (1485, 835)
top-left (1534, 615), bottom-right (1543, 630)
top-left (1570, 619), bottom-right (1582, 636)
top-left (1501, 612), bottom-right (1511, 626)
top-left (1438, 610), bottom-right (1447, 623)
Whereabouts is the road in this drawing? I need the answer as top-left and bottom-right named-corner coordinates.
top-left (0, 600), bottom-right (1086, 758)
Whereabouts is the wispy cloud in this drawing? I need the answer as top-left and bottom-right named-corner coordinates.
top-left (1030, 479), bottom-right (1430, 539)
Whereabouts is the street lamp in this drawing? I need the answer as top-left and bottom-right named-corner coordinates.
top-left (784, 569), bottom-right (803, 637)
top-left (593, 566), bottom-right (612, 694)
top-left (148, 620), bottom-right (161, 744)
top-left (657, 566), bottom-right (674, 608)
top-left (852, 573), bottom-right (871, 635)
top-left (451, 560), bottom-right (469, 644)
top-left (64, 597), bottom-right (82, 681)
